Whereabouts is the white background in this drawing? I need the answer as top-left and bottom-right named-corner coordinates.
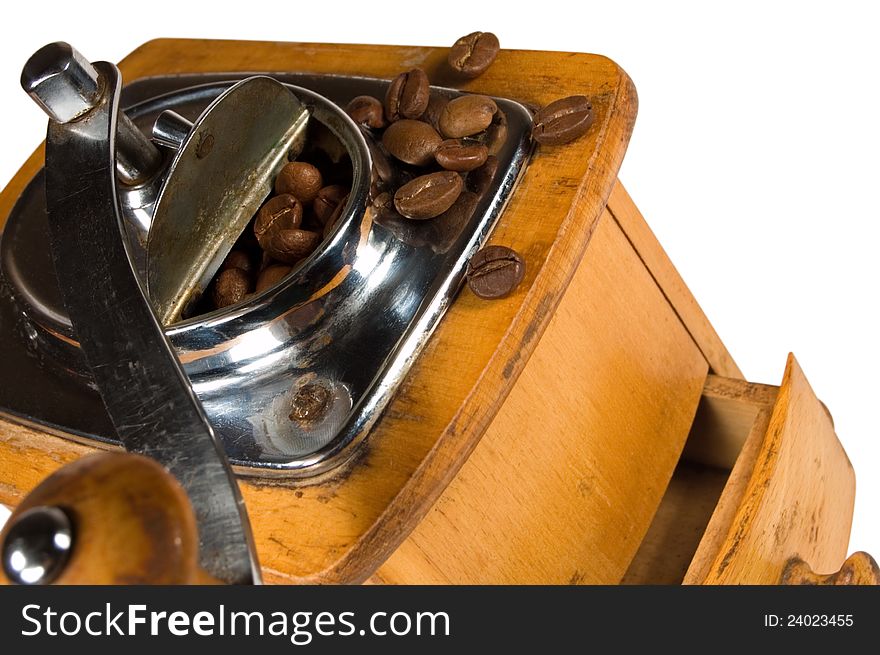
top-left (0, 1), bottom-right (877, 565)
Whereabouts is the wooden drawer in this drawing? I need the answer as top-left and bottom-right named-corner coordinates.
top-left (623, 354), bottom-right (860, 585)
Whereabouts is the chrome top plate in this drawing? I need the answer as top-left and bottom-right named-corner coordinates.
top-left (0, 72), bottom-right (532, 477)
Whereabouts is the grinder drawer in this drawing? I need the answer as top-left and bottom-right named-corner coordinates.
top-left (624, 354), bottom-right (863, 585)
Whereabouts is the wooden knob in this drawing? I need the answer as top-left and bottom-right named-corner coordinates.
top-left (1, 452), bottom-right (219, 584)
top-left (782, 552), bottom-right (880, 585)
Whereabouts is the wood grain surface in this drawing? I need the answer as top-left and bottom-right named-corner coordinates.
top-left (606, 182), bottom-right (742, 379)
top-left (375, 210), bottom-right (707, 583)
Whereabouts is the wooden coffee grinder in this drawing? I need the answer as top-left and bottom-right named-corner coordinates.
top-left (0, 38), bottom-right (875, 585)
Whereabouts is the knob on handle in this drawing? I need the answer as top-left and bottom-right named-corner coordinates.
top-left (21, 42), bottom-right (162, 185)
top-left (21, 42), bottom-right (101, 124)
top-left (1, 453), bottom-right (222, 584)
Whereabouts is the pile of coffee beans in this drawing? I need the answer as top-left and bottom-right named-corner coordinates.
top-left (348, 71), bottom-right (505, 226)
top-left (204, 125), bottom-right (352, 313)
top-left (200, 30), bottom-right (596, 313)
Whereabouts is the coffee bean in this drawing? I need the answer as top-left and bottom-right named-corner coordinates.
top-left (372, 191), bottom-right (396, 215)
top-left (212, 267), bottom-right (252, 309)
top-left (346, 95), bottom-right (387, 130)
top-left (466, 245), bottom-right (526, 299)
top-left (313, 184), bottom-right (349, 225)
top-left (255, 264), bottom-right (293, 293)
top-left (385, 68), bottom-right (430, 122)
top-left (220, 250), bottom-right (255, 276)
top-left (448, 32), bottom-right (500, 79)
top-left (435, 139), bottom-right (488, 172)
top-left (382, 119), bottom-right (443, 167)
top-left (394, 171), bottom-right (463, 220)
top-left (468, 155), bottom-right (499, 196)
top-left (275, 162), bottom-right (324, 203)
top-left (266, 228), bottom-right (322, 264)
top-left (372, 192), bottom-right (429, 248)
top-left (532, 95), bottom-right (595, 146)
top-left (484, 109), bottom-right (508, 156)
top-left (421, 94), bottom-right (449, 132)
top-left (439, 95), bottom-right (497, 138)
top-left (254, 194), bottom-right (303, 250)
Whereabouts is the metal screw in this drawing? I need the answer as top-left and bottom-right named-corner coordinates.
top-left (2, 506), bottom-right (74, 585)
top-left (290, 383), bottom-right (332, 425)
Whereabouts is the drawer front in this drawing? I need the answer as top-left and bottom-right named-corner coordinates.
top-left (686, 355), bottom-right (855, 584)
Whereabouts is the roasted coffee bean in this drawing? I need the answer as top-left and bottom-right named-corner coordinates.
top-left (531, 95), bottom-right (595, 146)
top-left (346, 95), bottom-right (387, 130)
top-left (254, 194), bottom-right (303, 250)
top-left (275, 161), bottom-right (324, 203)
top-left (371, 191), bottom-right (429, 248)
top-left (372, 191), bottom-right (396, 214)
top-left (382, 119), bottom-right (443, 167)
top-left (468, 155), bottom-right (499, 196)
top-left (435, 139), bottom-right (488, 172)
top-left (385, 68), bottom-right (430, 122)
top-left (255, 264), bottom-right (293, 293)
top-left (313, 184), bottom-right (349, 225)
top-left (394, 171), bottom-right (463, 220)
top-left (466, 245), bottom-right (525, 299)
top-left (448, 31), bottom-right (500, 79)
top-left (439, 95), bottom-right (497, 138)
top-left (212, 267), bottom-right (252, 309)
top-left (421, 94), bottom-right (449, 132)
top-left (267, 228), bottom-right (322, 264)
top-left (220, 250), bottom-right (255, 276)
top-left (484, 109), bottom-right (508, 156)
